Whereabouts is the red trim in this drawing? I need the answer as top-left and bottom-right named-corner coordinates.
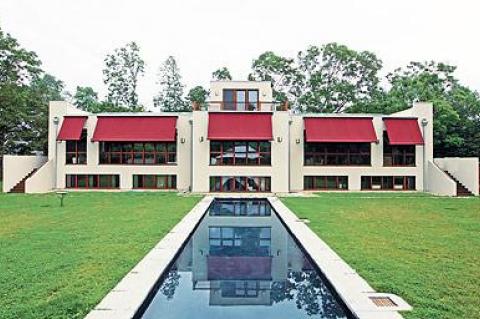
top-left (210, 176), bottom-right (271, 192)
top-left (57, 116), bottom-right (87, 141)
top-left (304, 117), bottom-right (377, 143)
top-left (65, 174), bottom-right (120, 189)
top-left (208, 113), bottom-right (273, 141)
top-left (92, 116), bottom-right (177, 142)
top-left (383, 118), bottom-right (424, 145)
top-left (132, 175), bottom-right (177, 189)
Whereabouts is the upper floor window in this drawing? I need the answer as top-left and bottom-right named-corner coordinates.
top-left (210, 141), bottom-right (271, 166)
top-left (304, 143), bottom-right (371, 166)
top-left (383, 132), bottom-right (416, 166)
top-left (99, 142), bottom-right (176, 165)
top-left (66, 129), bottom-right (87, 165)
top-left (223, 89), bottom-right (259, 111)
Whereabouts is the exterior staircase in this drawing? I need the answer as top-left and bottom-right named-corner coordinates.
top-left (8, 168), bottom-right (38, 193)
top-left (443, 170), bottom-right (474, 197)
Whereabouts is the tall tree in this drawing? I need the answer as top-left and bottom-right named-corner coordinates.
top-left (250, 43), bottom-right (383, 112)
top-left (73, 86), bottom-right (99, 111)
top-left (212, 67), bottom-right (232, 81)
top-left (187, 85), bottom-right (208, 109)
top-left (0, 26), bottom-right (42, 155)
top-left (153, 56), bottom-right (189, 112)
top-left (103, 41), bottom-right (145, 109)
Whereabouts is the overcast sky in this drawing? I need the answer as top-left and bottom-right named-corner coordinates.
top-left (1, 0), bottom-right (479, 108)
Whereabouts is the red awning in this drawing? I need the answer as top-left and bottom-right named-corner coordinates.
top-left (92, 116), bottom-right (177, 142)
top-left (304, 117), bottom-right (377, 143)
top-left (57, 116), bottom-right (87, 141)
top-left (384, 118), bottom-right (424, 145)
top-left (208, 113), bottom-right (273, 140)
top-left (207, 256), bottom-right (272, 280)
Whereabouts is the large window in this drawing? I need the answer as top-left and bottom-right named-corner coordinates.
top-left (209, 227), bottom-right (271, 256)
top-left (210, 176), bottom-right (271, 192)
top-left (304, 143), bottom-right (371, 166)
top-left (210, 141), bottom-right (271, 166)
top-left (133, 175), bottom-right (176, 189)
top-left (304, 176), bottom-right (348, 190)
top-left (66, 174), bottom-right (119, 189)
top-left (383, 132), bottom-right (416, 166)
top-left (223, 89), bottom-right (259, 111)
top-left (221, 281), bottom-right (259, 298)
top-left (209, 199), bottom-right (272, 217)
top-left (361, 176), bottom-right (416, 191)
top-left (66, 129), bottom-right (87, 165)
top-left (99, 142), bottom-right (176, 165)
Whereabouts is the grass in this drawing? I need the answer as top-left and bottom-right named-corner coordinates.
top-left (0, 192), bottom-right (202, 319)
top-left (281, 193), bottom-right (480, 319)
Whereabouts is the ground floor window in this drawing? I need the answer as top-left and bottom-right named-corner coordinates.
top-left (209, 176), bottom-right (271, 192)
top-left (66, 174), bottom-right (120, 189)
top-left (361, 176), bottom-right (415, 190)
top-left (209, 227), bottom-right (271, 256)
top-left (133, 175), bottom-right (176, 189)
top-left (304, 176), bottom-right (348, 190)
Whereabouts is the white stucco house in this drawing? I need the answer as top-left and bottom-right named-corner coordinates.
top-left (3, 80), bottom-right (479, 196)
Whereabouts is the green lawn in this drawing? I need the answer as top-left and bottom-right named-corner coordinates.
top-left (0, 192), bottom-right (202, 319)
top-left (282, 193), bottom-right (480, 319)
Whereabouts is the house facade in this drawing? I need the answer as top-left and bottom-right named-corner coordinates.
top-left (3, 80), bottom-right (479, 196)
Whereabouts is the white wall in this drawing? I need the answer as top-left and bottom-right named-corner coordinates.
top-left (26, 160), bottom-right (55, 193)
top-left (2, 155), bottom-right (47, 192)
top-left (209, 81), bottom-right (273, 111)
top-left (435, 157), bottom-right (479, 195)
top-left (427, 161), bottom-right (457, 196)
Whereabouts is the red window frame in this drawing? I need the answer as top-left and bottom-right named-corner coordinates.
top-left (209, 176), bottom-right (271, 192)
top-left (304, 176), bottom-right (349, 190)
top-left (66, 129), bottom-right (87, 165)
top-left (304, 142), bottom-right (371, 166)
top-left (65, 174), bottom-right (120, 189)
top-left (99, 142), bottom-right (176, 165)
top-left (132, 175), bottom-right (177, 189)
top-left (361, 176), bottom-right (416, 191)
top-left (210, 141), bottom-right (271, 166)
top-left (222, 89), bottom-right (260, 111)
top-left (383, 132), bottom-right (416, 167)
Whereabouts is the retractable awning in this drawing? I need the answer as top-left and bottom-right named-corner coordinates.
top-left (208, 113), bottom-right (273, 140)
top-left (304, 117), bottom-right (377, 143)
top-left (383, 118), bottom-right (424, 145)
top-left (92, 116), bottom-right (177, 142)
top-left (57, 116), bottom-right (87, 141)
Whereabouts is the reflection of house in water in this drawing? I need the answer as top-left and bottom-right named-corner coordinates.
top-left (176, 199), bottom-right (307, 306)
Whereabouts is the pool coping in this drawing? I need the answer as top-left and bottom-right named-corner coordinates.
top-left (84, 195), bottom-right (411, 319)
top-left (268, 197), bottom-right (412, 319)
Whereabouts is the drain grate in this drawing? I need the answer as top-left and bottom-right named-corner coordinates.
top-left (370, 296), bottom-right (398, 307)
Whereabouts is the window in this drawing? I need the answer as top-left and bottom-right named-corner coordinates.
top-left (66, 129), bottom-right (87, 164)
top-left (304, 143), bottom-right (371, 166)
top-left (65, 174), bottom-right (119, 189)
top-left (221, 281), bottom-right (260, 298)
top-left (209, 227), bottom-right (271, 256)
top-left (209, 176), bottom-right (271, 192)
top-left (223, 89), bottom-right (259, 111)
top-left (210, 141), bottom-right (271, 166)
top-left (209, 199), bottom-right (272, 217)
top-left (304, 176), bottom-right (348, 190)
top-left (133, 175), bottom-right (176, 189)
top-left (99, 142), bottom-right (176, 165)
top-left (361, 176), bottom-right (415, 190)
top-left (383, 132), bottom-right (416, 166)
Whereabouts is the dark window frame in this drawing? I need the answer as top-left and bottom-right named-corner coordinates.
top-left (209, 226), bottom-right (271, 257)
top-left (99, 142), bottom-right (177, 165)
top-left (210, 141), bottom-right (271, 166)
top-left (304, 176), bottom-right (349, 190)
top-left (132, 175), bottom-right (177, 190)
top-left (66, 129), bottom-right (87, 165)
top-left (223, 89), bottom-right (260, 111)
top-left (209, 176), bottom-right (271, 192)
top-left (65, 174), bottom-right (120, 189)
top-left (361, 176), bottom-right (416, 191)
top-left (383, 132), bottom-right (416, 167)
top-left (304, 142), bottom-right (371, 166)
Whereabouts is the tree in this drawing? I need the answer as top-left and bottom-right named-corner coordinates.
top-left (153, 56), bottom-right (189, 112)
top-left (250, 43), bottom-right (383, 112)
top-left (73, 86), bottom-right (99, 111)
top-left (212, 67), bottom-right (232, 80)
top-left (187, 85), bottom-right (208, 109)
top-left (0, 26), bottom-right (42, 156)
top-left (103, 41), bottom-right (145, 109)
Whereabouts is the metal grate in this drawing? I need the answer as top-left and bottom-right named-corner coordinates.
top-left (370, 296), bottom-right (398, 307)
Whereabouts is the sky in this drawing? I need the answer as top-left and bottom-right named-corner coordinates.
top-left (1, 0), bottom-right (479, 109)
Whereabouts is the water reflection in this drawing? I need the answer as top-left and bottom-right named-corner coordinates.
top-left (140, 199), bottom-right (351, 319)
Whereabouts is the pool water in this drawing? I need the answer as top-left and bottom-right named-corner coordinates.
top-left (137, 199), bottom-right (354, 319)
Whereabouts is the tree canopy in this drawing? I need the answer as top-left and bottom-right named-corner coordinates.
top-left (153, 56), bottom-right (190, 112)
